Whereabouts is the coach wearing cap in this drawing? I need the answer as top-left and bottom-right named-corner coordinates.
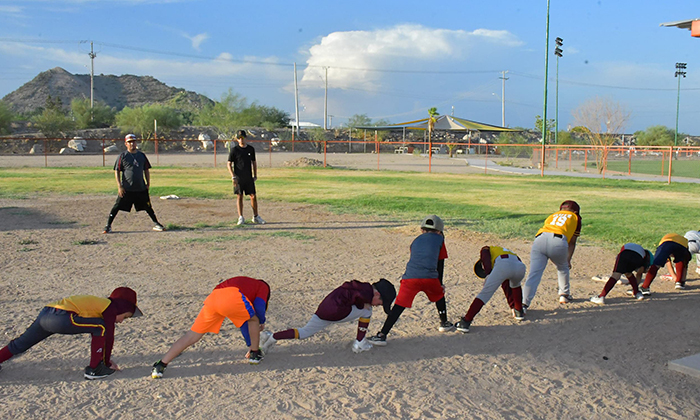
top-left (103, 134), bottom-right (165, 233)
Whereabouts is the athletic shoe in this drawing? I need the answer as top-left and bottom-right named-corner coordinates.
top-left (367, 333), bottom-right (388, 346)
top-left (237, 216), bottom-right (245, 226)
top-left (247, 350), bottom-right (263, 365)
top-left (351, 338), bottom-right (373, 354)
top-left (438, 321), bottom-right (455, 332)
top-left (253, 215), bottom-right (266, 224)
top-left (634, 292), bottom-right (645, 301)
top-left (153, 224), bottom-right (165, 232)
top-left (559, 294), bottom-right (573, 304)
top-left (675, 282), bottom-right (686, 290)
top-left (455, 318), bottom-right (471, 333)
top-left (640, 287), bottom-right (651, 296)
top-left (512, 309), bottom-right (525, 321)
top-left (151, 360), bottom-right (167, 379)
top-left (521, 303), bottom-right (528, 315)
top-left (590, 296), bottom-right (605, 305)
top-left (84, 361), bottom-right (116, 380)
top-left (102, 225), bottom-right (112, 234)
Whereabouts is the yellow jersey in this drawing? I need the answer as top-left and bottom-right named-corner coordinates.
top-left (536, 210), bottom-right (581, 242)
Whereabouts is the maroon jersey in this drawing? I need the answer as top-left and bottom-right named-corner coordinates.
top-left (315, 280), bottom-right (374, 321)
top-left (214, 276), bottom-right (270, 308)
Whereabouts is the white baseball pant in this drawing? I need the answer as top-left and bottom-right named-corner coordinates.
top-left (296, 306), bottom-right (372, 339)
top-left (475, 255), bottom-right (526, 304)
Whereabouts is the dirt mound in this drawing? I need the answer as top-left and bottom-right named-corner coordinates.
top-left (282, 157), bottom-right (328, 167)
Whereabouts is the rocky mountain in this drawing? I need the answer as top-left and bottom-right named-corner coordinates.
top-left (1, 67), bottom-right (214, 114)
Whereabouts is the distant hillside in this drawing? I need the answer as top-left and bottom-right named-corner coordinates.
top-left (1, 67), bottom-right (214, 114)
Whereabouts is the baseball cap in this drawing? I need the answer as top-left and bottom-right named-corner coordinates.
top-left (560, 200), bottom-right (580, 214)
top-left (125, 134), bottom-right (137, 142)
top-left (474, 260), bottom-right (487, 279)
top-left (109, 287), bottom-right (143, 317)
top-left (373, 278), bottom-right (396, 315)
top-left (420, 215), bottom-right (444, 232)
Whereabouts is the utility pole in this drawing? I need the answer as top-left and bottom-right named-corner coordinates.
top-left (554, 38), bottom-right (563, 144)
top-left (328, 115), bottom-right (334, 128)
top-left (89, 41), bottom-right (96, 120)
top-left (294, 63), bottom-right (300, 138)
top-left (324, 67), bottom-right (328, 130)
top-left (675, 62), bottom-right (687, 147)
top-left (499, 70), bottom-right (508, 127)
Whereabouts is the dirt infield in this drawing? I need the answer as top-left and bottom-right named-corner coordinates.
top-left (1, 195), bottom-right (700, 419)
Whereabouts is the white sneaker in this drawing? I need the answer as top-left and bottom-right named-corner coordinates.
top-left (260, 333), bottom-right (277, 354)
top-left (153, 224), bottom-right (165, 232)
top-left (634, 292), bottom-right (645, 300)
top-left (253, 215), bottom-right (266, 224)
top-left (237, 216), bottom-right (245, 226)
top-left (590, 296), bottom-right (605, 305)
top-left (559, 294), bottom-right (573, 304)
top-left (259, 331), bottom-right (272, 351)
top-left (352, 338), bottom-right (373, 353)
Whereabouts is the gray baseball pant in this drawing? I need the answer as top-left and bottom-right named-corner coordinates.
top-left (296, 306), bottom-right (372, 339)
top-left (475, 256), bottom-right (526, 304)
top-left (522, 232), bottom-right (570, 306)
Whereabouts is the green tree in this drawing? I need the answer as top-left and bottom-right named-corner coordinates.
top-left (346, 114), bottom-right (372, 128)
top-left (194, 90), bottom-right (289, 136)
top-left (71, 98), bottom-right (116, 129)
top-left (0, 101), bottom-right (13, 135)
top-left (497, 132), bottom-right (532, 159)
top-left (115, 104), bottom-right (182, 139)
top-left (634, 125), bottom-right (677, 146)
top-left (31, 95), bottom-right (74, 138)
top-left (535, 115), bottom-right (556, 142)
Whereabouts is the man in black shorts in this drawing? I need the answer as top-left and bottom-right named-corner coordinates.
top-left (227, 130), bottom-right (265, 225)
top-left (103, 134), bottom-right (164, 233)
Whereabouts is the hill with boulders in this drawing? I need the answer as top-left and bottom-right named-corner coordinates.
top-left (1, 67), bottom-right (214, 114)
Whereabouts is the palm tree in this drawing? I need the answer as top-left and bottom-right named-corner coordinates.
top-left (428, 107), bottom-right (439, 157)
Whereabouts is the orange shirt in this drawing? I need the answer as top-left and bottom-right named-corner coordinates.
top-left (659, 233), bottom-right (688, 248)
top-left (536, 210), bottom-right (581, 242)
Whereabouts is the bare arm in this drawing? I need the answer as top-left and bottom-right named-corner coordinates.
top-left (144, 168), bottom-right (151, 189)
top-left (114, 170), bottom-right (125, 197)
top-left (252, 160), bottom-right (258, 181)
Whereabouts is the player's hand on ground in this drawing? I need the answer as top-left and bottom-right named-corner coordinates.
top-left (259, 324), bottom-right (265, 331)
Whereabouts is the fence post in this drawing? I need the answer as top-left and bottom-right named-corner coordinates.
top-left (584, 149), bottom-right (588, 171)
top-left (44, 139), bottom-right (48, 168)
top-left (668, 146), bottom-right (673, 184)
top-left (555, 146), bottom-right (559, 168)
top-left (628, 148), bottom-right (631, 175)
top-left (213, 139), bottom-right (217, 168)
top-left (661, 150), bottom-right (665, 176)
top-left (324, 140), bottom-right (327, 168)
top-left (102, 139), bottom-right (105, 167)
top-left (602, 146), bottom-right (607, 179)
top-left (375, 131), bottom-right (379, 171)
top-left (484, 144), bottom-right (488, 174)
top-left (568, 149), bottom-right (572, 171)
top-left (269, 139), bottom-right (272, 168)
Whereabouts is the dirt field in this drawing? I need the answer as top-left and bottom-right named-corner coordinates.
top-left (1, 193), bottom-right (700, 419)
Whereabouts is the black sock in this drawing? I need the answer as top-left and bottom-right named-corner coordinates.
top-left (435, 298), bottom-right (448, 323)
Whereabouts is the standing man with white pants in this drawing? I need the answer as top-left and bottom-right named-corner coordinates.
top-left (522, 200), bottom-right (582, 309)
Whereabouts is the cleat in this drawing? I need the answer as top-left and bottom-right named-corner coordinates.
top-left (102, 225), bottom-right (112, 234)
top-left (253, 215), bottom-right (266, 224)
top-left (512, 309), bottom-right (525, 321)
top-left (84, 361), bottom-right (116, 380)
top-left (634, 292), bottom-right (645, 300)
top-left (237, 216), bottom-right (245, 226)
top-left (247, 350), bottom-right (263, 365)
top-left (559, 294), bottom-right (573, 304)
top-left (438, 321), bottom-right (455, 332)
top-left (675, 282), bottom-right (686, 290)
top-left (590, 296), bottom-right (605, 305)
top-left (640, 287), bottom-right (651, 296)
top-left (153, 224), bottom-right (165, 232)
top-left (259, 331), bottom-right (276, 354)
top-left (367, 333), bottom-right (388, 347)
top-left (351, 338), bottom-right (373, 354)
top-left (455, 318), bottom-right (471, 333)
top-left (151, 360), bottom-right (167, 379)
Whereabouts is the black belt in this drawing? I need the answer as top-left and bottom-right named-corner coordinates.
top-left (500, 254), bottom-right (522, 262)
top-left (535, 232), bottom-right (563, 239)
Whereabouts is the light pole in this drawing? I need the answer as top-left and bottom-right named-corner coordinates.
top-left (499, 70), bottom-right (508, 127)
top-left (554, 37), bottom-right (563, 144)
top-left (540, 0), bottom-right (551, 176)
top-left (674, 62), bottom-right (687, 146)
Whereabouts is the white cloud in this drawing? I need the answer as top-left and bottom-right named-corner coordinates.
top-left (0, 6), bottom-right (23, 13)
top-left (300, 24), bottom-right (524, 91)
top-left (187, 33), bottom-right (209, 51)
top-left (144, 21), bottom-right (209, 51)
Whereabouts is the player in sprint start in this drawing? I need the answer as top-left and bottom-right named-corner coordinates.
top-left (260, 279), bottom-right (396, 354)
top-left (455, 245), bottom-right (527, 333)
top-left (590, 243), bottom-right (651, 304)
top-left (522, 200), bottom-right (581, 310)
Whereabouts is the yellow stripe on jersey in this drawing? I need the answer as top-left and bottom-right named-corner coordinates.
top-left (536, 210), bottom-right (579, 242)
top-left (46, 295), bottom-right (111, 319)
top-left (488, 246), bottom-right (517, 267)
top-left (659, 233), bottom-right (689, 248)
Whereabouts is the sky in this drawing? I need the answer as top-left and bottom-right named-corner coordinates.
top-left (0, 0), bottom-right (699, 134)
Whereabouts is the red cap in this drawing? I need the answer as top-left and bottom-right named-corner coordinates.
top-left (560, 200), bottom-right (580, 214)
top-left (109, 287), bottom-right (143, 317)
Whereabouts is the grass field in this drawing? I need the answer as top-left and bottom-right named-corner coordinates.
top-left (1, 166), bottom-right (698, 249)
top-left (605, 159), bottom-right (700, 178)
